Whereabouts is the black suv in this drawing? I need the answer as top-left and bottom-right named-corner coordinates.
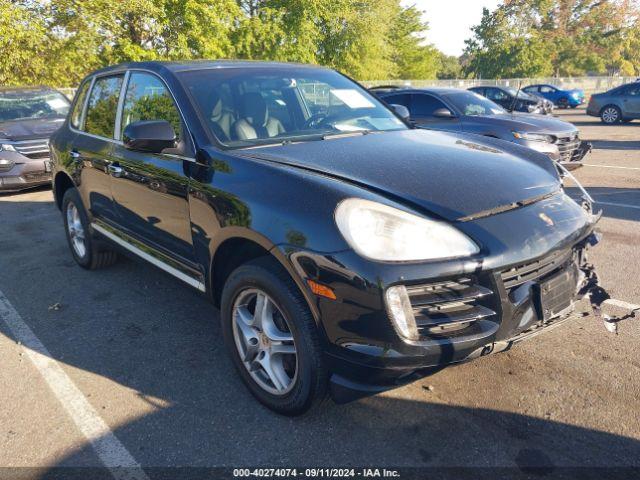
top-left (51, 61), bottom-right (602, 415)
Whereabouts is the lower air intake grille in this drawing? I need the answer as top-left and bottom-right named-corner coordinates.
top-left (407, 278), bottom-right (496, 337)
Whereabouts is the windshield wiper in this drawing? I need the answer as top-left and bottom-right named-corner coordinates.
top-left (321, 130), bottom-right (374, 140)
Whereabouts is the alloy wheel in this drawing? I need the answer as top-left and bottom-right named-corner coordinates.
top-left (232, 288), bottom-right (298, 396)
top-left (602, 107), bottom-right (619, 124)
top-left (66, 202), bottom-right (87, 258)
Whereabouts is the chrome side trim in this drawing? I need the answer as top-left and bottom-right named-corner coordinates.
top-left (91, 223), bottom-right (206, 292)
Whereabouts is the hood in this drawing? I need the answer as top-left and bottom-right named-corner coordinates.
top-left (0, 117), bottom-right (65, 141)
top-left (466, 112), bottom-right (577, 135)
top-left (233, 129), bottom-right (561, 221)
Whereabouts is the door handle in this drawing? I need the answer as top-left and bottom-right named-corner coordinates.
top-left (108, 165), bottom-right (124, 178)
top-left (69, 150), bottom-right (81, 160)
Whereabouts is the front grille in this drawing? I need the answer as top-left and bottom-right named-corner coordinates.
top-left (556, 134), bottom-right (580, 162)
top-left (6, 139), bottom-right (50, 159)
top-left (407, 278), bottom-right (496, 337)
top-left (501, 249), bottom-right (573, 289)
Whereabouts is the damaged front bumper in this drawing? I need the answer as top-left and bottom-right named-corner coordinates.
top-left (559, 141), bottom-right (592, 171)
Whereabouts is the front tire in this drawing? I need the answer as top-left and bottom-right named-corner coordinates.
top-left (221, 257), bottom-right (328, 415)
top-left (558, 98), bottom-right (569, 109)
top-left (62, 188), bottom-right (118, 270)
top-left (600, 105), bottom-right (622, 124)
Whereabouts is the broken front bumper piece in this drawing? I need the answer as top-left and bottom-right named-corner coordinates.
top-left (559, 141), bottom-right (592, 171)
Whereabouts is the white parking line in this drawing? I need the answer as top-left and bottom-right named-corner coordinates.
top-left (595, 200), bottom-right (640, 210)
top-left (0, 289), bottom-right (148, 480)
top-left (583, 164), bottom-right (640, 171)
top-left (604, 298), bottom-right (640, 312)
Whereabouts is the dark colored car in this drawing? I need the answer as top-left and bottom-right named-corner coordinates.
top-left (523, 84), bottom-right (585, 109)
top-left (372, 86), bottom-right (589, 169)
top-left (469, 86), bottom-right (546, 114)
top-left (51, 61), bottom-right (603, 415)
top-left (0, 87), bottom-right (70, 192)
top-left (587, 82), bottom-right (640, 124)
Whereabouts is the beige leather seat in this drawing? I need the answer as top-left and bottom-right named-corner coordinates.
top-left (233, 92), bottom-right (285, 140)
top-left (205, 90), bottom-right (235, 141)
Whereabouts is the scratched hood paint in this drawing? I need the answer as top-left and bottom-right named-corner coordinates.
top-left (235, 129), bottom-right (561, 221)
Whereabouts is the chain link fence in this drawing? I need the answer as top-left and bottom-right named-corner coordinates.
top-left (365, 76), bottom-right (637, 97)
top-left (54, 76), bottom-right (637, 101)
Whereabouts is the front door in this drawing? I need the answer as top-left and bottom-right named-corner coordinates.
top-left (409, 93), bottom-right (461, 132)
top-left (110, 71), bottom-right (195, 262)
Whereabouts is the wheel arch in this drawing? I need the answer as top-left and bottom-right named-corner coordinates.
top-left (53, 171), bottom-right (76, 210)
top-left (208, 230), bottom-right (320, 322)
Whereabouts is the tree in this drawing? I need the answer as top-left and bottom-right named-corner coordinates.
top-left (463, 0), bottom-right (640, 79)
top-left (388, 4), bottom-right (441, 79)
top-left (0, 1), bottom-right (50, 86)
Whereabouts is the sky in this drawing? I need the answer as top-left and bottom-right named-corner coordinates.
top-left (402, 0), bottom-right (502, 57)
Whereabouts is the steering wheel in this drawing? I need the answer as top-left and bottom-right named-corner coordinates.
top-left (303, 112), bottom-right (330, 129)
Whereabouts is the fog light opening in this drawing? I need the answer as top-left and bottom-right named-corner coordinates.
top-left (385, 285), bottom-right (419, 341)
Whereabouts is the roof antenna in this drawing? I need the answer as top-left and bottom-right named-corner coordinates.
top-left (509, 81), bottom-right (522, 113)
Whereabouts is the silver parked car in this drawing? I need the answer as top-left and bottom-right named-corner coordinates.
top-left (0, 87), bottom-right (70, 192)
top-left (587, 82), bottom-right (640, 124)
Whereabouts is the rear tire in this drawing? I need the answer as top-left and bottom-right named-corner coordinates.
top-left (600, 105), bottom-right (622, 124)
top-left (62, 188), bottom-right (118, 270)
top-left (220, 257), bottom-right (328, 416)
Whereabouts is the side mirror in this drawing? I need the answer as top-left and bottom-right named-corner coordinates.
top-left (390, 104), bottom-right (411, 121)
top-left (123, 120), bottom-right (177, 154)
top-left (433, 108), bottom-right (455, 119)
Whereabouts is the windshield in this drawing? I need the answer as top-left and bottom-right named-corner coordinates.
top-left (444, 91), bottom-right (505, 116)
top-left (0, 90), bottom-right (70, 122)
top-left (179, 67), bottom-right (406, 148)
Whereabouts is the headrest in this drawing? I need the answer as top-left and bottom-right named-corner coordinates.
top-left (206, 90), bottom-right (222, 119)
top-left (240, 92), bottom-right (267, 127)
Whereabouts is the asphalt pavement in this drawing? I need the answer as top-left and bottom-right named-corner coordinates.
top-left (0, 108), bottom-right (638, 478)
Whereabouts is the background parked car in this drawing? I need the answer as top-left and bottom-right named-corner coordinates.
top-left (525, 91), bottom-right (555, 114)
top-left (0, 86), bottom-right (70, 192)
top-left (372, 86), bottom-right (589, 170)
top-left (587, 82), bottom-right (640, 124)
top-left (468, 86), bottom-right (546, 114)
top-left (523, 84), bottom-right (585, 109)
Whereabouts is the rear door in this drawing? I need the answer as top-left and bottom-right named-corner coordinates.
top-left (72, 74), bottom-right (125, 224)
top-left (622, 84), bottom-right (640, 117)
top-left (110, 71), bottom-right (195, 262)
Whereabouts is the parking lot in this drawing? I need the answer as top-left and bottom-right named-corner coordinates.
top-left (0, 108), bottom-right (638, 477)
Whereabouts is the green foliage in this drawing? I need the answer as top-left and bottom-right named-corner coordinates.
top-left (1, 0), bottom-right (449, 85)
top-left (464, 0), bottom-right (640, 78)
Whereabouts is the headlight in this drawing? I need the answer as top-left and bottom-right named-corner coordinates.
top-left (335, 198), bottom-right (479, 262)
top-left (0, 144), bottom-right (17, 152)
top-left (512, 131), bottom-right (554, 143)
top-left (571, 92), bottom-right (580, 99)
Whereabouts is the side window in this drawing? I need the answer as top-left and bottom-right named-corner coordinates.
top-left (70, 81), bottom-right (90, 129)
top-left (84, 75), bottom-right (124, 138)
top-left (626, 85), bottom-right (640, 96)
top-left (121, 72), bottom-right (182, 140)
top-left (410, 94), bottom-right (447, 116)
top-left (486, 89), bottom-right (507, 101)
top-left (384, 94), bottom-right (410, 108)
top-left (540, 85), bottom-right (555, 93)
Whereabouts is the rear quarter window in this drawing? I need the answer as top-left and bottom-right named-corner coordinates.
top-left (70, 81), bottom-right (90, 129)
